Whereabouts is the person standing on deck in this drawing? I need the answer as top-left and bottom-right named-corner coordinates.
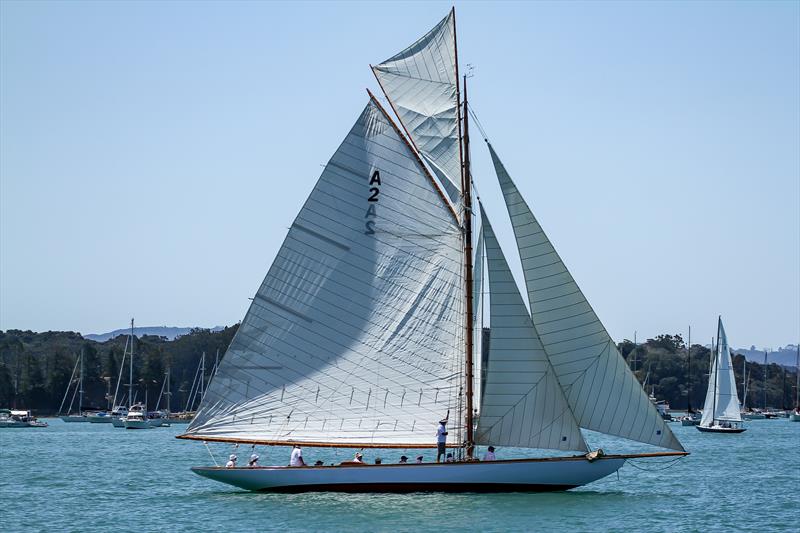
top-left (436, 416), bottom-right (448, 463)
top-left (290, 445), bottom-right (305, 467)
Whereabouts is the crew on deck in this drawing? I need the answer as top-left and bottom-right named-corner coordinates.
top-left (290, 445), bottom-right (305, 466)
top-left (436, 416), bottom-right (448, 462)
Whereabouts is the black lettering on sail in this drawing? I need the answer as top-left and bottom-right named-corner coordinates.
top-left (366, 169), bottom-right (381, 234)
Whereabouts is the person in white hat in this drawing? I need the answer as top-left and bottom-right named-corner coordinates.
top-left (289, 445), bottom-right (305, 467)
top-left (248, 453), bottom-right (260, 467)
top-left (436, 417), bottom-right (449, 463)
top-left (225, 454), bottom-right (238, 468)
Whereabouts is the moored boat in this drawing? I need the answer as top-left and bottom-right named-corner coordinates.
top-left (697, 318), bottom-right (745, 434)
top-left (0, 409), bottom-right (48, 428)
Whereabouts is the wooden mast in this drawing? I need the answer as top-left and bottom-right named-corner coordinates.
top-left (462, 74), bottom-right (475, 458)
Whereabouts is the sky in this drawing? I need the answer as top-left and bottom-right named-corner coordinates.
top-left (1, 1), bottom-right (798, 349)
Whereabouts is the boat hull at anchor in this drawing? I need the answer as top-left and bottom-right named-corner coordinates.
top-left (191, 456), bottom-right (628, 493)
top-left (59, 415), bottom-right (88, 423)
top-left (696, 425), bottom-right (746, 433)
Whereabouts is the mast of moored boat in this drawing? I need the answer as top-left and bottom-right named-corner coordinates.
top-left (763, 351), bottom-right (768, 410)
top-left (129, 318), bottom-right (134, 410)
top-left (687, 327), bottom-right (692, 413)
top-left (78, 348), bottom-right (84, 416)
top-left (461, 72), bottom-right (475, 459)
top-left (795, 345), bottom-right (799, 409)
top-left (712, 318), bottom-right (720, 425)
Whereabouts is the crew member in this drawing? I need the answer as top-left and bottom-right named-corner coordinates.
top-left (290, 445), bottom-right (305, 467)
top-left (436, 417), bottom-right (448, 462)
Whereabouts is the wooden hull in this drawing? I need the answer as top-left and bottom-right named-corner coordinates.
top-left (696, 425), bottom-right (746, 433)
top-left (191, 455), bottom-right (631, 493)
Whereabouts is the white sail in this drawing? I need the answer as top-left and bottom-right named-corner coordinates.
top-left (476, 207), bottom-right (588, 452)
top-left (488, 143), bottom-right (683, 452)
top-left (185, 99), bottom-right (464, 446)
top-left (700, 318), bottom-right (742, 425)
top-left (473, 224), bottom-right (484, 412)
top-left (372, 10), bottom-right (461, 201)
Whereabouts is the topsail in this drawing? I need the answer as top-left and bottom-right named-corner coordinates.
top-left (185, 99), bottom-right (464, 447)
top-left (372, 9), bottom-right (461, 202)
top-left (488, 143), bottom-right (684, 452)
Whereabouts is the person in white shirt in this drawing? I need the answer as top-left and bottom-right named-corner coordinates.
top-left (483, 446), bottom-right (496, 461)
top-left (225, 454), bottom-right (237, 468)
top-left (290, 445), bottom-right (305, 467)
top-left (248, 453), bottom-right (259, 467)
top-left (353, 452), bottom-right (364, 463)
top-left (436, 418), bottom-right (448, 462)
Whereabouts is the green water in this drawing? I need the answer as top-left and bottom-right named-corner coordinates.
top-left (1, 419), bottom-right (797, 532)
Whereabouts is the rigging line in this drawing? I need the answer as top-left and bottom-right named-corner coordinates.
top-left (625, 457), bottom-right (685, 472)
top-left (467, 105), bottom-right (490, 143)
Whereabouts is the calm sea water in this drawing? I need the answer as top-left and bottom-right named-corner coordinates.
top-left (1, 418), bottom-right (797, 532)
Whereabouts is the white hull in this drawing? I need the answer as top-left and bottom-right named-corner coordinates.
top-left (790, 413), bottom-right (800, 422)
top-left (124, 419), bottom-right (158, 429)
top-left (87, 414), bottom-right (113, 423)
top-left (191, 456), bottom-right (627, 493)
top-left (59, 415), bottom-right (88, 423)
top-left (111, 417), bottom-right (127, 428)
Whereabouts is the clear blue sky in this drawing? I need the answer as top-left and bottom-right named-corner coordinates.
top-left (1, 1), bottom-right (798, 349)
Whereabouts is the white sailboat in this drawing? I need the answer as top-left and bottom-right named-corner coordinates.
top-left (58, 349), bottom-right (88, 422)
top-left (179, 9), bottom-right (686, 492)
top-left (697, 318), bottom-right (745, 433)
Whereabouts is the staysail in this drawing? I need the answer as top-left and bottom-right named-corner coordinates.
top-left (372, 9), bottom-right (461, 202)
top-left (184, 99), bottom-right (464, 447)
top-left (476, 207), bottom-right (588, 452)
top-left (473, 224), bottom-right (484, 412)
top-left (700, 318), bottom-right (742, 425)
top-left (488, 143), bottom-right (684, 451)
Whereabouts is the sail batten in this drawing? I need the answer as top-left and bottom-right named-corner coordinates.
top-left (488, 143), bottom-right (684, 452)
top-left (476, 207), bottom-right (588, 452)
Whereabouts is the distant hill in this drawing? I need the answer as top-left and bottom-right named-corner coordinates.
top-left (84, 326), bottom-right (223, 342)
top-left (733, 344), bottom-right (799, 368)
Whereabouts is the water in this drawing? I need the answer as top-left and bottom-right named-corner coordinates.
top-left (1, 419), bottom-right (797, 532)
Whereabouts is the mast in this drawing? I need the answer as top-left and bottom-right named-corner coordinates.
top-left (687, 327), bottom-right (692, 412)
top-left (742, 358), bottom-right (747, 410)
top-left (712, 320), bottom-right (720, 424)
top-left (795, 345), bottom-right (799, 409)
top-left (461, 74), bottom-right (475, 458)
top-left (763, 351), bottom-right (768, 410)
top-left (129, 318), bottom-right (134, 409)
top-left (77, 348), bottom-right (84, 415)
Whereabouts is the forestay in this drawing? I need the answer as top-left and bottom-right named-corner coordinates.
top-left (488, 143), bottom-right (684, 452)
top-left (372, 10), bottom-right (461, 202)
top-left (476, 208), bottom-right (587, 452)
top-left (700, 318), bottom-right (742, 425)
top-left (184, 99), bottom-right (464, 447)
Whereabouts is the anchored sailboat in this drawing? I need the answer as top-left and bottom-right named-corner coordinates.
top-left (58, 348), bottom-right (88, 422)
top-left (697, 318), bottom-right (745, 433)
top-left (179, 9), bottom-right (686, 492)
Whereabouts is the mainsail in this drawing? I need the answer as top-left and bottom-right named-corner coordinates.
top-left (372, 9), bottom-right (461, 202)
top-left (700, 318), bottom-right (742, 425)
top-left (184, 98), bottom-right (464, 447)
top-left (477, 207), bottom-right (588, 452)
top-left (488, 143), bottom-right (684, 452)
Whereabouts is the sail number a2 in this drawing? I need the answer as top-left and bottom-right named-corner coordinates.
top-left (365, 170), bottom-right (381, 235)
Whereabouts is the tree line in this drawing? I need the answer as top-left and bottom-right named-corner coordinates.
top-left (1, 327), bottom-right (797, 414)
top-left (0, 326), bottom-right (238, 414)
